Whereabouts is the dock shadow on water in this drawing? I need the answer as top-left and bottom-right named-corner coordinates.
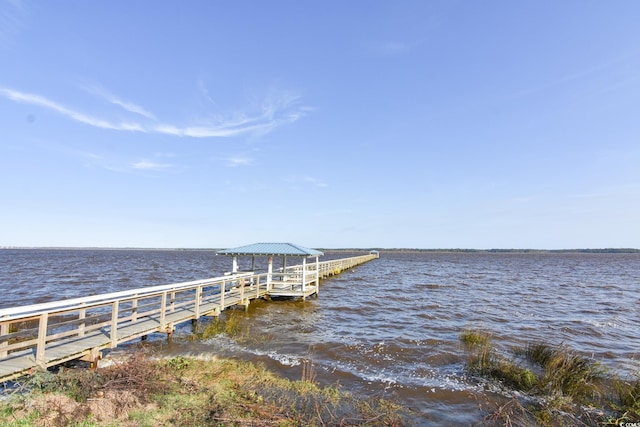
top-left (2, 249), bottom-right (640, 425)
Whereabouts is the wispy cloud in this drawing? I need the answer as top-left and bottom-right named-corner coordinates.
top-left (0, 0), bottom-right (29, 46)
top-left (0, 87), bottom-right (126, 130)
top-left (285, 175), bottom-right (328, 188)
top-left (79, 151), bottom-right (102, 160)
top-left (81, 84), bottom-right (157, 120)
top-left (153, 152), bottom-right (176, 158)
top-left (226, 156), bottom-right (254, 167)
top-left (132, 160), bottom-right (171, 171)
top-left (509, 50), bottom-right (640, 99)
top-left (303, 176), bottom-right (328, 188)
top-left (0, 85), bottom-right (309, 139)
top-left (197, 77), bottom-right (219, 108)
top-left (76, 151), bottom-right (175, 173)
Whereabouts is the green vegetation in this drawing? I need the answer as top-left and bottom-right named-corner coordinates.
top-left (460, 329), bottom-right (640, 426)
top-left (0, 349), bottom-right (406, 426)
top-left (189, 310), bottom-right (248, 342)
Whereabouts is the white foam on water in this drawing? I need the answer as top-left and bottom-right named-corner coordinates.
top-left (585, 317), bottom-right (628, 330)
top-left (202, 334), bottom-right (243, 349)
top-left (263, 351), bottom-right (302, 367)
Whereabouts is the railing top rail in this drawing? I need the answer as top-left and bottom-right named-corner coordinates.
top-left (0, 274), bottom-right (232, 320)
top-left (283, 254), bottom-right (374, 271)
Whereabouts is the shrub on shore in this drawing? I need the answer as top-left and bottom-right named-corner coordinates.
top-left (460, 329), bottom-right (640, 426)
top-left (0, 350), bottom-right (406, 426)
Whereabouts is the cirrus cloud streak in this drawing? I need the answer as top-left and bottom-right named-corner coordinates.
top-left (0, 85), bottom-right (307, 138)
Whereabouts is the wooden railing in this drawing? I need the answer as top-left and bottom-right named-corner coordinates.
top-left (0, 253), bottom-right (378, 380)
top-left (0, 273), bottom-right (266, 370)
top-left (294, 253), bottom-right (378, 277)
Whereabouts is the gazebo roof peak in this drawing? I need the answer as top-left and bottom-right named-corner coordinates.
top-left (217, 243), bottom-right (324, 257)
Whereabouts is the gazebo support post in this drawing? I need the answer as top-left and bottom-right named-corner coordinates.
top-left (315, 255), bottom-right (320, 295)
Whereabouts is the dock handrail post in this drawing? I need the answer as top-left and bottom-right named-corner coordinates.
top-left (301, 257), bottom-right (307, 293)
top-left (194, 285), bottom-right (202, 319)
top-left (1, 318), bottom-right (9, 358)
top-left (36, 312), bottom-right (49, 369)
top-left (220, 281), bottom-right (225, 309)
top-left (170, 291), bottom-right (176, 313)
top-left (0, 322), bottom-right (9, 359)
top-left (110, 301), bottom-right (119, 348)
top-left (160, 292), bottom-right (167, 332)
top-left (315, 256), bottom-right (320, 294)
top-left (132, 294), bottom-right (138, 322)
top-left (78, 303), bottom-right (86, 337)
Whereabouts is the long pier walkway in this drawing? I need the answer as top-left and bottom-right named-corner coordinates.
top-left (0, 252), bottom-right (377, 382)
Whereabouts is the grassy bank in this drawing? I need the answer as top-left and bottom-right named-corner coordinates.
top-left (0, 350), bottom-right (405, 426)
top-left (460, 329), bottom-right (640, 426)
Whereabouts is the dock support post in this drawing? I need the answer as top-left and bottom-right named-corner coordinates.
top-left (167, 324), bottom-right (175, 344)
top-left (81, 348), bottom-right (101, 370)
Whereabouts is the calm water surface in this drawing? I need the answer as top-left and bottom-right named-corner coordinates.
top-left (1, 249), bottom-right (639, 425)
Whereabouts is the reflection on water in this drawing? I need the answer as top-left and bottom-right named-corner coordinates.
top-left (1, 249), bottom-right (639, 424)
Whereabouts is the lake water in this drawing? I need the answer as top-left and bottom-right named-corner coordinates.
top-left (1, 249), bottom-right (639, 424)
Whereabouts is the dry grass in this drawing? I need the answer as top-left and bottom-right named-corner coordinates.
top-left (0, 350), bottom-right (407, 427)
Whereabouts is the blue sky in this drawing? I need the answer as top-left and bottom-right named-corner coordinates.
top-left (1, 1), bottom-right (639, 249)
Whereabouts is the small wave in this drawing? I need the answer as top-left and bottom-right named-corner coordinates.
top-left (584, 317), bottom-right (632, 331)
top-left (226, 344), bottom-right (304, 367)
top-left (202, 334), bottom-right (244, 351)
top-left (416, 283), bottom-right (449, 289)
top-left (265, 351), bottom-right (302, 367)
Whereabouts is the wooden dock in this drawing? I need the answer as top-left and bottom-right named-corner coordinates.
top-left (0, 252), bottom-right (377, 382)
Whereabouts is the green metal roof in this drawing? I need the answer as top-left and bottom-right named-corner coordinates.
top-left (217, 243), bottom-right (324, 257)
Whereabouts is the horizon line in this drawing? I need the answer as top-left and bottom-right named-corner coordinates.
top-left (1, 246), bottom-right (638, 253)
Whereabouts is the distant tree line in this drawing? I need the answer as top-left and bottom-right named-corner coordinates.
top-left (323, 248), bottom-right (640, 254)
